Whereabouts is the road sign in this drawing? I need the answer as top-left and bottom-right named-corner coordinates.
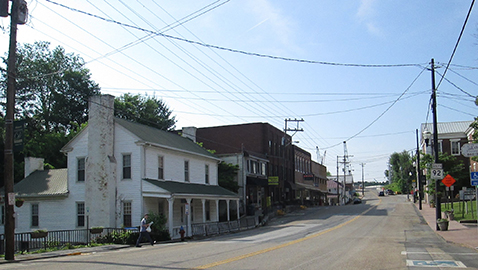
top-left (461, 143), bottom-right (478, 157)
top-left (431, 169), bottom-right (444, 180)
top-left (441, 174), bottom-right (456, 187)
top-left (471, 172), bottom-right (478, 186)
top-left (432, 163), bottom-right (442, 169)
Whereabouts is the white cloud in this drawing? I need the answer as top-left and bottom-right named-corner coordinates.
top-left (246, 0), bottom-right (296, 48)
top-left (356, 0), bottom-right (383, 37)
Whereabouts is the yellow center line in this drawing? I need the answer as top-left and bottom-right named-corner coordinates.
top-left (195, 198), bottom-right (380, 269)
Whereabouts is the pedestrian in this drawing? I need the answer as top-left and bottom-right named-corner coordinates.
top-left (136, 213), bottom-right (155, 247)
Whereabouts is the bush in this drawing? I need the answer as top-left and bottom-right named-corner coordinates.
top-left (147, 212), bottom-right (171, 241)
top-left (94, 230), bottom-right (136, 245)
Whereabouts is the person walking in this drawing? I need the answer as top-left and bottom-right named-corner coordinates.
top-left (136, 214), bottom-right (155, 247)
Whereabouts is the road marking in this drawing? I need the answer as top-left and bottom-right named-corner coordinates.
top-left (406, 260), bottom-right (466, 268)
top-left (402, 251), bottom-right (478, 256)
top-left (194, 205), bottom-right (378, 269)
top-left (213, 224), bottom-right (322, 244)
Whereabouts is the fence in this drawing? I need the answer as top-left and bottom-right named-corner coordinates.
top-left (0, 227), bottom-right (126, 255)
top-left (191, 216), bottom-right (257, 238)
top-left (0, 216), bottom-right (259, 254)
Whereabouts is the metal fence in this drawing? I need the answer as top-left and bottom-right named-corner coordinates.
top-left (0, 228), bottom-right (127, 255)
top-left (191, 216), bottom-right (257, 238)
top-left (0, 216), bottom-right (259, 254)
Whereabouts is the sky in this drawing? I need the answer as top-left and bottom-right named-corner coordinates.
top-left (1, 0), bottom-right (477, 183)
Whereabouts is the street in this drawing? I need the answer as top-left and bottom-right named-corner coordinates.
top-left (2, 189), bottom-right (478, 270)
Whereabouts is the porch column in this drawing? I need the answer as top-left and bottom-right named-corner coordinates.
top-left (201, 199), bottom-right (206, 223)
top-left (215, 199), bottom-right (219, 222)
top-left (186, 198), bottom-right (192, 237)
top-left (167, 197), bottom-right (174, 238)
top-left (236, 199), bottom-right (240, 220)
top-left (226, 200), bottom-right (230, 221)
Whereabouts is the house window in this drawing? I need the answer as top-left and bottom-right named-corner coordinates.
top-left (123, 201), bottom-right (132, 227)
top-left (158, 156), bottom-right (164, 179)
top-left (205, 164), bottom-right (209, 184)
top-left (184, 160), bottom-right (189, 182)
top-left (451, 141), bottom-right (460, 155)
top-left (191, 205), bottom-right (194, 222)
top-left (77, 202), bottom-right (85, 227)
top-left (123, 154), bottom-right (131, 179)
top-left (158, 201), bottom-right (165, 216)
top-left (205, 200), bottom-right (210, 221)
top-left (78, 157), bottom-right (85, 182)
top-left (1, 205), bottom-right (4, 225)
top-left (181, 206), bottom-right (184, 223)
top-left (31, 203), bottom-right (39, 227)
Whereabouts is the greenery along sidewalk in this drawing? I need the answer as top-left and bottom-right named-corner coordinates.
top-left (441, 200), bottom-right (478, 221)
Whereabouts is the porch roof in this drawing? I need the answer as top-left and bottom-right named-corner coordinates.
top-left (9, 169), bottom-right (68, 198)
top-left (143, 179), bottom-right (239, 198)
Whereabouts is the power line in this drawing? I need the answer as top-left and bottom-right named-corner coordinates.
top-left (435, 0), bottom-right (475, 90)
top-left (44, 0), bottom-right (425, 69)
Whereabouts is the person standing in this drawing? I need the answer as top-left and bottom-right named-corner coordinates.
top-left (136, 214), bottom-right (155, 247)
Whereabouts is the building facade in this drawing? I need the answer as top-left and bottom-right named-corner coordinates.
top-left (3, 95), bottom-right (239, 239)
top-left (194, 123), bottom-right (295, 215)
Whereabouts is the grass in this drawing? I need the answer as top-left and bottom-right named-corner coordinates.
top-left (441, 200), bottom-right (478, 221)
top-left (0, 243), bottom-right (111, 257)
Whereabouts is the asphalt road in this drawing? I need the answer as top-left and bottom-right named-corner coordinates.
top-left (2, 189), bottom-right (478, 270)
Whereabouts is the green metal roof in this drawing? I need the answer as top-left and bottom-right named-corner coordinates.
top-left (115, 117), bottom-right (217, 160)
top-left (143, 179), bottom-right (238, 198)
top-left (13, 169), bottom-right (68, 198)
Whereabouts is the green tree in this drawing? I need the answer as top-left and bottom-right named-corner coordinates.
top-left (10, 41), bottom-right (100, 132)
top-left (0, 41), bottom-right (99, 184)
top-left (387, 150), bottom-right (414, 193)
top-left (114, 93), bottom-right (176, 131)
top-left (218, 161), bottom-right (239, 193)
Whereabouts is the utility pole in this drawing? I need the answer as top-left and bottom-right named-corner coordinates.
top-left (360, 163), bottom-right (365, 196)
top-left (2, 0), bottom-right (22, 261)
top-left (283, 118), bottom-right (304, 203)
top-left (431, 59), bottom-right (441, 230)
top-left (338, 141), bottom-right (353, 205)
top-left (416, 129), bottom-right (422, 210)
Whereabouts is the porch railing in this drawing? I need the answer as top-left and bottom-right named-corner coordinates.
top-left (191, 216), bottom-right (257, 238)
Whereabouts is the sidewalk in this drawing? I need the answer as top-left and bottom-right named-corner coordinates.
top-left (415, 201), bottom-right (478, 250)
top-left (0, 244), bottom-right (131, 263)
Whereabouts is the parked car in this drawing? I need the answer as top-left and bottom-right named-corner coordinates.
top-left (386, 189), bottom-right (394, 195)
top-left (378, 191), bottom-right (385, 196)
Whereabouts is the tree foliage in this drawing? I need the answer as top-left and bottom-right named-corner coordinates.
top-left (386, 150), bottom-right (414, 193)
top-left (114, 93), bottom-right (176, 131)
top-left (218, 161), bottom-right (239, 193)
top-left (0, 42), bottom-right (99, 184)
top-left (11, 41), bottom-right (100, 132)
top-left (420, 151), bottom-right (468, 196)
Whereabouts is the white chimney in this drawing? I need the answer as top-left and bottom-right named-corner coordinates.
top-left (24, 157), bottom-right (44, 178)
top-left (85, 94), bottom-right (117, 228)
top-left (182, 127), bottom-right (197, 142)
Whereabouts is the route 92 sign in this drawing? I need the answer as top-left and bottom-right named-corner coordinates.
top-left (431, 169), bottom-right (444, 180)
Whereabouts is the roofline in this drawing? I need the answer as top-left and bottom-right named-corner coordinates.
top-left (138, 140), bottom-right (221, 161)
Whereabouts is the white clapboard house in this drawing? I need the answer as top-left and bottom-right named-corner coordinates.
top-left (2, 95), bottom-right (239, 239)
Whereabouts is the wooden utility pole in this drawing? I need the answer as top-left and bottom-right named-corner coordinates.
top-left (431, 58), bottom-right (441, 230)
top-left (360, 163), bottom-right (365, 196)
top-left (4, 0), bottom-right (19, 260)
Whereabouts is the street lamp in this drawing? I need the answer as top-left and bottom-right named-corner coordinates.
top-left (423, 130), bottom-right (432, 154)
